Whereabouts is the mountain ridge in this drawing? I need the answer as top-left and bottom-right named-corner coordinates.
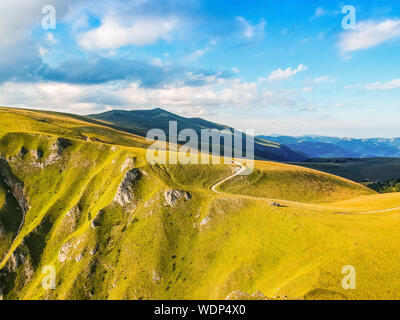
top-left (88, 108), bottom-right (308, 162)
top-left (260, 135), bottom-right (400, 158)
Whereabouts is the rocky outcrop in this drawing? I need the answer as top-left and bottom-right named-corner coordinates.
top-left (45, 138), bottom-right (72, 165)
top-left (29, 148), bottom-right (45, 168)
top-left (63, 205), bottom-right (81, 233)
top-left (58, 237), bottom-right (84, 263)
top-left (0, 157), bottom-right (30, 224)
top-left (164, 189), bottom-right (191, 207)
top-left (225, 290), bottom-right (250, 300)
top-left (120, 158), bottom-right (135, 173)
top-left (32, 149), bottom-right (44, 160)
top-left (7, 251), bottom-right (26, 273)
top-left (252, 291), bottom-right (268, 300)
top-left (58, 240), bottom-right (74, 263)
top-left (199, 216), bottom-right (211, 231)
top-left (4, 246), bottom-right (34, 286)
top-left (152, 270), bottom-right (162, 283)
top-left (114, 168), bottom-right (142, 212)
top-left (225, 290), bottom-right (269, 300)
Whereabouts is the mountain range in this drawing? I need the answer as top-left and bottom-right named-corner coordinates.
top-left (259, 135), bottom-right (400, 159)
top-left (87, 109), bottom-right (400, 160)
top-left (89, 109), bottom-right (308, 162)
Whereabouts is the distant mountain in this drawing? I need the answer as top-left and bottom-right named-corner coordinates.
top-left (259, 135), bottom-right (400, 159)
top-left (286, 142), bottom-right (360, 158)
top-left (88, 109), bottom-right (308, 162)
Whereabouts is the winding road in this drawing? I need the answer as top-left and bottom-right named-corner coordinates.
top-left (210, 161), bottom-right (400, 215)
top-left (211, 160), bottom-right (247, 195)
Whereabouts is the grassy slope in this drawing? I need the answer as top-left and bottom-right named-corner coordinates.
top-left (0, 107), bottom-right (152, 150)
top-left (0, 107), bottom-right (399, 300)
top-left (219, 160), bottom-right (374, 203)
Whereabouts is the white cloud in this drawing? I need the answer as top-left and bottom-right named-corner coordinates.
top-left (302, 86), bottom-right (313, 93)
top-left (231, 67), bottom-right (240, 74)
top-left (72, 14), bottom-right (90, 31)
top-left (184, 39), bottom-right (218, 62)
top-left (346, 78), bottom-right (400, 90)
top-left (267, 64), bottom-right (308, 83)
top-left (311, 6), bottom-right (339, 20)
top-left (338, 19), bottom-right (400, 53)
top-left (313, 76), bottom-right (336, 84)
top-left (46, 33), bottom-right (57, 45)
top-left (78, 15), bottom-right (180, 50)
top-left (151, 58), bottom-right (163, 67)
top-left (0, 1), bottom-right (75, 63)
top-left (314, 6), bottom-right (327, 18)
top-left (38, 47), bottom-right (48, 58)
top-left (0, 77), bottom-right (304, 115)
top-left (237, 16), bottom-right (266, 39)
top-left (185, 48), bottom-right (208, 62)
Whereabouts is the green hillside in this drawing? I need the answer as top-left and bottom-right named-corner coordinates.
top-left (0, 107), bottom-right (399, 300)
top-left (218, 160), bottom-right (374, 203)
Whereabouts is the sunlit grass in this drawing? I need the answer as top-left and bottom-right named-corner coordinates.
top-left (0, 106), bottom-right (399, 300)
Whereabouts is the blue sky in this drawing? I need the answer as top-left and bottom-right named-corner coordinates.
top-left (2, 0), bottom-right (400, 137)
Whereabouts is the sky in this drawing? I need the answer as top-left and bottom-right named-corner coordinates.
top-left (1, 0), bottom-right (400, 138)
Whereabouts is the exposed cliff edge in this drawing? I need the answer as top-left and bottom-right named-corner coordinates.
top-left (0, 157), bottom-right (30, 236)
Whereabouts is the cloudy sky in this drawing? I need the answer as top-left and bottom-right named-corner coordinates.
top-left (1, 0), bottom-right (400, 137)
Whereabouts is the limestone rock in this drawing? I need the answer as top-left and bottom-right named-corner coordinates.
top-left (152, 270), bottom-right (162, 283)
top-left (7, 251), bottom-right (26, 272)
top-left (199, 216), bottom-right (210, 231)
top-left (114, 168), bottom-right (142, 211)
top-left (225, 290), bottom-right (250, 300)
top-left (45, 138), bottom-right (72, 165)
top-left (31, 149), bottom-right (45, 168)
top-left (121, 158), bottom-right (135, 173)
top-left (63, 205), bottom-right (81, 233)
top-left (33, 149), bottom-right (44, 160)
top-left (58, 237), bottom-right (83, 263)
top-left (164, 189), bottom-right (191, 207)
top-left (59, 240), bottom-right (74, 263)
top-left (225, 290), bottom-right (269, 300)
top-left (252, 291), bottom-right (268, 300)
